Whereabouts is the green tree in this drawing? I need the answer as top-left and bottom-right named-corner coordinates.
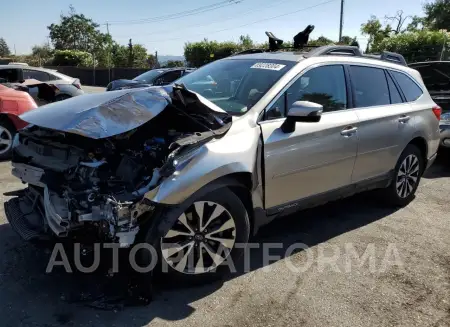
top-left (111, 43), bottom-right (149, 68)
top-left (309, 36), bottom-right (334, 46)
top-left (48, 6), bottom-right (113, 67)
top-left (384, 10), bottom-right (412, 34)
top-left (131, 44), bottom-right (149, 68)
top-left (165, 60), bottom-right (184, 68)
top-left (238, 34), bottom-right (254, 50)
top-left (372, 30), bottom-right (448, 62)
top-left (31, 43), bottom-right (54, 65)
top-left (423, 0), bottom-right (450, 30)
top-left (147, 54), bottom-right (158, 69)
top-left (361, 16), bottom-right (392, 51)
top-left (0, 38), bottom-right (10, 57)
top-left (406, 16), bottom-right (426, 32)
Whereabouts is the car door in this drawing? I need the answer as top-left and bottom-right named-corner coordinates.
top-left (349, 65), bottom-right (415, 182)
top-left (260, 64), bottom-right (359, 209)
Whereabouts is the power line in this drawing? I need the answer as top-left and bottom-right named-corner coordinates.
top-left (132, 0), bottom-right (338, 43)
top-left (105, 0), bottom-right (242, 25)
top-left (113, 0), bottom-right (298, 38)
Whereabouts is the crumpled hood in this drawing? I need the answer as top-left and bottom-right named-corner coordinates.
top-left (19, 85), bottom-right (229, 139)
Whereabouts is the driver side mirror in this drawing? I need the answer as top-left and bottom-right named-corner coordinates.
top-left (281, 101), bottom-right (323, 133)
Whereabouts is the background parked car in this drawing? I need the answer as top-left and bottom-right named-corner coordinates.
top-left (409, 61), bottom-right (450, 148)
top-left (0, 84), bottom-right (37, 159)
top-left (106, 67), bottom-right (195, 91)
top-left (0, 65), bottom-right (84, 102)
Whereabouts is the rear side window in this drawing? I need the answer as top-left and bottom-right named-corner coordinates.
top-left (386, 72), bottom-right (403, 104)
top-left (349, 66), bottom-right (390, 107)
top-left (391, 71), bottom-right (423, 102)
top-left (22, 69), bottom-right (50, 82)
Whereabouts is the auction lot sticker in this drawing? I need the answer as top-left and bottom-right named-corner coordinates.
top-left (250, 63), bottom-right (286, 71)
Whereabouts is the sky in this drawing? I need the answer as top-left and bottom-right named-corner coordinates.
top-left (0, 0), bottom-right (426, 56)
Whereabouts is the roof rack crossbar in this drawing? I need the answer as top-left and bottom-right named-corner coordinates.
top-left (305, 45), bottom-right (407, 66)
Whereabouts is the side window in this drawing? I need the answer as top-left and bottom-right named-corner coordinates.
top-left (386, 71), bottom-right (403, 104)
top-left (391, 71), bottom-right (423, 102)
top-left (349, 66), bottom-right (390, 107)
top-left (266, 95), bottom-right (286, 120)
top-left (158, 71), bottom-right (182, 84)
top-left (287, 65), bottom-right (347, 112)
top-left (22, 69), bottom-right (50, 81)
top-left (47, 73), bottom-right (60, 81)
top-left (0, 68), bottom-right (20, 83)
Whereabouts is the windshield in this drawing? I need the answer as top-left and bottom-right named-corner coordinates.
top-left (176, 59), bottom-right (295, 115)
top-left (133, 70), bottom-right (166, 83)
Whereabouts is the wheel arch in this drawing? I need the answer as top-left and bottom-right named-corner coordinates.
top-left (407, 136), bottom-right (428, 169)
top-left (0, 113), bottom-right (23, 131)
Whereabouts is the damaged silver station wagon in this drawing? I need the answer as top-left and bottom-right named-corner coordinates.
top-left (4, 44), bottom-right (440, 282)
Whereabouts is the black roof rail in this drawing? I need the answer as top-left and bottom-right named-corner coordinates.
top-left (305, 45), bottom-right (363, 57)
top-left (305, 45), bottom-right (407, 66)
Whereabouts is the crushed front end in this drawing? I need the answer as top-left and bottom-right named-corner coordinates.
top-left (4, 85), bottom-right (231, 247)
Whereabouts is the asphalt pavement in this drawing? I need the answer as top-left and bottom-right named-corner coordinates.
top-left (0, 151), bottom-right (448, 326)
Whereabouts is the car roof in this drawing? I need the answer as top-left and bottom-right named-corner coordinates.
top-left (225, 51), bottom-right (418, 73)
top-left (0, 65), bottom-right (72, 80)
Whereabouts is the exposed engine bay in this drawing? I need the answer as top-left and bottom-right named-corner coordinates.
top-left (5, 85), bottom-right (231, 247)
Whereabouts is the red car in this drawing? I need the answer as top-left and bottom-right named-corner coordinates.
top-left (0, 84), bottom-right (36, 159)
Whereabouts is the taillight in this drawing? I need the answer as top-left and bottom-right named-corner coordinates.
top-left (432, 105), bottom-right (442, 120)
top-left (73, 82), bottom-right (81, 90)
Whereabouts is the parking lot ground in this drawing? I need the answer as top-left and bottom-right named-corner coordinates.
top-left (0, 154), bottom-right (448, 327)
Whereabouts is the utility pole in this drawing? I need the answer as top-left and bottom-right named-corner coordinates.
top-left (338, 0), bottom-right (344, 42)
top-left (106, 22), bottom-right (111, 82)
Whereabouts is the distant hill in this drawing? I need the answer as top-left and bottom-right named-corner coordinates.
top-left (158, 55), bottom-right (185, 64)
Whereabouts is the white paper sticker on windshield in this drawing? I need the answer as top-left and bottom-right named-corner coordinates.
top-left (250, 63), bottom-right (286, 71)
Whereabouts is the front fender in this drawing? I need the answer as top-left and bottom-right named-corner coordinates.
top-left (145, 121), bottom-right (261, 205)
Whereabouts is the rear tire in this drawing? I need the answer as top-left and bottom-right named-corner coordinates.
top-left (140, 187), bottom-right (250, 286)
top-left (0, 120), bottom-right (16, 160)
top-left (381, 144), bottom-right (424, 207)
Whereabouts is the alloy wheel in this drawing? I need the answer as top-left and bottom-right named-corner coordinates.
top-left (0, 125), bottom-right (12, 155)
top-left (161, 201), bottom-right (237, 274)
top-left (396, 154), bottom-right (420, 198)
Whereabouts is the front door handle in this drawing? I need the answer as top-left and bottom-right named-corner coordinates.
top-left (398, 115), bottom-right (411, 123)
top-left (341, 126), bottom-right (358, 136)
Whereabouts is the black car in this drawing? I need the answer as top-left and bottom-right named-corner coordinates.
top-left (409, 61), bottom-right (450, 113)
top-left (106, 67), bottom-right (195, 91)
top-left (410, 61), bottom-right (450, 148)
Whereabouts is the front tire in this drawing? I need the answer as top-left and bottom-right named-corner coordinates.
top-left (382, 144), bottom-right (424, 206)
top-left (142, 187), bottom-right (250, 285)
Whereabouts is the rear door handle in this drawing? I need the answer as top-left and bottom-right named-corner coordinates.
top-left (398, 115), bottom-right (410, 123)
top-left (341, 126), bottom-right (358, 136)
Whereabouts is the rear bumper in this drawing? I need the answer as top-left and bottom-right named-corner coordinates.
top-left (439, 123), bottom-right (450, 148)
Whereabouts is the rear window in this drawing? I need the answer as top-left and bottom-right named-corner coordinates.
top-left (391, 71), bottom-right (423, 102)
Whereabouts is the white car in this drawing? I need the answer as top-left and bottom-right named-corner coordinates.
top-left (0, 65), bottom-right (84, 101)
